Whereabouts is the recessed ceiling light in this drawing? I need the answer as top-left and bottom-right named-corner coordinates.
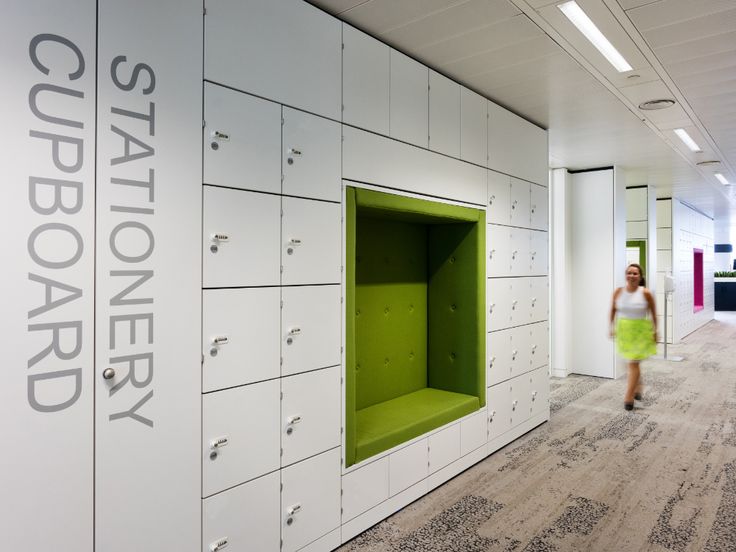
top-left (638, 99), bottom-right (675, 110)
top-left (558, 1), bottom-right (633, 73)
top-left (674, 128), bottom-right (702, 152)
top-left (715, 173), bottom-right (729, 185)
top-left (696, 160), bottom-right (721, 167)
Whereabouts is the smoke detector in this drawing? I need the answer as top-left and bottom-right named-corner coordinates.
top-left (638, 99), bottom-right (676, 110)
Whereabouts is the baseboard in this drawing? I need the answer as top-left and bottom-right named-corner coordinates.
top-left (487, 413), bottom-right (549, 456)
top-left (298, 528), bottom-right (341, 552)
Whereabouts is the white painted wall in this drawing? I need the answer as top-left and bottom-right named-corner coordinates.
top-left (550, 168), bottom-right (572, 378)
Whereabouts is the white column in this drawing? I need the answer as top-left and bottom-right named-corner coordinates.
top-left (550, 168), bottom-right (571, 378)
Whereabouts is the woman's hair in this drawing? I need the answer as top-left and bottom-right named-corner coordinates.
top-left (626, 263), bottom-right (646, 287)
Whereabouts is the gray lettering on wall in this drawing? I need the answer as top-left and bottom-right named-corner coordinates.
top-left (108, 353), bottom-right (153, 396)
top-left (109, 313), bottom-right (153, 349)
top-left (28, 273), bottom-right (83, 318)
top-left (28, 222), bottom-right (83, 269)
top-left (110, 125), bottom-right (154, 165)
top-left (28, 320), bottom-right (83, 368)
top-left (29, 33), bottom-right (85, 80)
top-left (111, 169), bottom-right (154, 201)
top-left (110, 270), bottom-right (153, 306)
top-left (109, 390), bottom-right (154, 427)
top-left (112, 103), bottom-right (155, 136)
top-left (29, 83), bottom-right (85, 129)
top-left (109, 221), bottom-right (154, 263)
top-left (29, 130), bottom-right (83, 173)
top-left (110, 55), bottom-right (155, 95)
top-left (29, 177), bottom-right (83, 215)
top-left (28, 368), bottom-right (83, 412)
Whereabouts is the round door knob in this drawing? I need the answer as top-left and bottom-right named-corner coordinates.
top-left (102, 368), bottom-right (115, 380)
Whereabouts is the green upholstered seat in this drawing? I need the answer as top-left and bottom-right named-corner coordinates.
top-left (355, 388), bottom-right (480, 463)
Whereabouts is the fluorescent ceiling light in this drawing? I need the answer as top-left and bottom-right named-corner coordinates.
top-left (715, 173), bottom-right (729, 185)
top-left (558, 1), bottom-right (633, 72)
top-left (674, 128), bottom-right (702, 152)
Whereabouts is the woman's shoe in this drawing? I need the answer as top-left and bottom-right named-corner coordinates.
top-left (634, 393), bottom-right (642, 401)
top-left (624, 402), bottom-right (634, 411)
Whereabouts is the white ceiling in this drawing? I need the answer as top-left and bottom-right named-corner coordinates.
top-left (308, 0), bottom-right (736, 233)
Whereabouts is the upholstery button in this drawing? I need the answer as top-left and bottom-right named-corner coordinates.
top-left (450, 352), bottom-right (456, 360)
top-left (409, 352), bottom-right (414, 360)
top-left (408, 304), bottom-right (414, 312)
top-left (356, 309), bottom-right (361, 316)
top-left (450, 256), bottom-right (456, 263)
top-left (450, 304), bottom-right (457, 311)
top-left (384, 307), bottom-right (390, 314)
top-left (384, 358), bottom-right (389, 365)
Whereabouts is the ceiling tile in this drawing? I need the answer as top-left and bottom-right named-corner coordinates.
top-left (640, 8), bottom-right (736, 49)
top-left (307, 0), bottom-right (370, 15)
top-left (653, 29), bottom-right (736, 65)
top-left (625, 0), bottom-right (735, 31)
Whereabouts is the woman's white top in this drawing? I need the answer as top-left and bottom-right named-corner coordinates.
top-left (615, 286), bottom-right (648, 319)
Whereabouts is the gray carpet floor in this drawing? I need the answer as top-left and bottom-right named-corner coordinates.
top-left (339, 314), bottom-right (736, 551)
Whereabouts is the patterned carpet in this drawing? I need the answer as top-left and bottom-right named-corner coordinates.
top-left (339, 314), bottom-right (736, 551)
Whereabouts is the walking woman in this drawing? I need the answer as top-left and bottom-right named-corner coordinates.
top-left (609, 263), bottom-right (657, 410)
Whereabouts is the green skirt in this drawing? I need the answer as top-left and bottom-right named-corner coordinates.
top-left (616, 318), bottom-right (656, 360)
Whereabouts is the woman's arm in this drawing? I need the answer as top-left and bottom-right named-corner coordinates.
top-left (610, 288), bottom-right (621, 337)
top-left (643, 288), bottom-right (658, 336)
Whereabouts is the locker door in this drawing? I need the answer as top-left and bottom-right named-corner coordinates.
top-left (488, 278), bottom-right (512, 331)
top-left (202, 381), bottom-right (280, 497)
top-left (487, 225), bottom-right (511, 277)
top-left (281, 448), bottom-right (341, 552)
top-left (529, 277), bottom-right (549, 324)
top-left (282, 366), bottom-right (341, 467)
top-left (203, 187), bottom-right (280, 288)
top-left (202, 471), bottom-right (280, 552)
top-left (429, 70), bottom-right (460, 157)
top-left (461, 409), bottom-right (488, 455)
top-left (282, 197), bottom-right (341, 285)
top-left (487, 383), bottom-right (512, 441)
top-left (530, 183), bottom-right (549, 231)
top-left (460, 87), bottom-right (487, 166)
top-left (202, 288), bottom-right (280, 392)
top-left (530, 230), bottom-right (549, 276)
top-left (487, 171), bottom-right (511, 225)
top-left (510, 373), bottom-right (532, 428)
top-left (509, 278), bottom-right (531, 327)
top-left (509, 228), bottom-right (531, 277)
top-left (203, 82), bottom-right (281, 194)
top-left (509, 325), bottom-right (532, 379)
top-left (509, 178), bottom-right (530, 228)
top-left (390, 50), bottom-right (429, 148)
top-left (282, 285), bottom-right (341, 377)
top-left (530, 322), bottom-right (549, 369)
top-left (282, 107), bottom-right (341, 202)
top-left (488, 328), bottom-right (512, 386)
top-left (530, 366), bottom-right (550, 419)
top-left (428, 424), bottom-right (461, 474)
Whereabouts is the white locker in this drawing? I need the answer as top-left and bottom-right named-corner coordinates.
top-left (202, 471), bottom-right (280, 552)
top-left (530, 366), bottom-right (550, 419)
top-left (509, 278), bottom-right (531, 327)
top-left (460, 87), bottom-right (487, 167)
top-left (343, 24), bottom-right (390, 135)
top-left (428, 424), bottom-right (461, 474)
top-left (487, 383), bottom-right (513, 441)
top-left (281, 285), bottom-right (341, 377)
top-left (341, 457), bottom-right (390, 522)
top-left (390, 50), bottom-right (429, 147)
top-left (281, 366), bottom-right (341, 467)
top-left (203, 82), bottom-right (281, 194)
top-left (509, 374), bottom-right (532, 428)
top-left (509, 228), bottom-right (531, 277)
top-left (530, 230), bottom-right (548, 276)
top-left (203, 187), bottom-right (281, 288)
top-left (204, 0), bottom-right (342, 120)
top-left (488, 329), bottom-right (512, 386)
top-left (202, 288), bottom-right (281, 392)
top-left (487, 225), bottom-right (511, 277)
top-left (389, 439), bottom-right (428, 496)
top-left (488, 278), bottom-right (512, 331)
top-left (529, 277), bottom-right (549, 324)
top-left (530, 183), bottom-right (549, 231)
top-left (487, 170), bottom-right (511, 225)
top-left (202, 380), bottom-right (280, 498)
top-left (460, 410), bottom-right (488, 455)
top-left (509, 325), bottom-right (532, 379)
top-left (530, 322), bottom-right (549, 369)
top-left (282, 107), bottom-right (341, 202)
top-left (429, 70), bottom-right (460, 158)
top-left (509, 178), bottom-right (530, 228)
top-left (281, 448), bottom-right (341, 552)
top-left (282, 197), bottom-right (341, 285)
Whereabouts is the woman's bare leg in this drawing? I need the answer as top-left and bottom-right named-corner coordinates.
top-left (625, 361), bottom-right (640, 404)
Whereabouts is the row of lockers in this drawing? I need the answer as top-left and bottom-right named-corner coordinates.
top-left (487, 225), bottom-right (548, 277)
top-left (488, 365), bottom-right (549, 441)
top-left (203, 186), bottom-right (341, 288)
top-left (488, 172), bottom-right (549, 230)
top-left (487, 277), bottom-right (549, 331)
top-left (488, 322), bottom-right (549, 387)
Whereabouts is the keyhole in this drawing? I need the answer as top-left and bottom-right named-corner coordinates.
top-left (210, 347), bottom-right (218, 357)
top-left (286, 337), bottom-right (293, 345)
top-left (286, 427), bottom-right (294, 435)
top-left (210, 142), bottom-right (219, 150)
top-left (286, 517), bottom-right (294, 526)
top-left (287, 157), bottom-right (294, 165)
top-left (210, 244), bottom-right (219, 254)
top-left (287, 247), bottom-right (294, 255)
top-left (209, 451), bottom-right (218, 461)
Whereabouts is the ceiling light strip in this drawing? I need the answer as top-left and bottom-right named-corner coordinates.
top-left (674, 128), bottom-right (702, 153)
top-left (715, 173), bottom-right (729, 185)
top-left (557, 1), bottom-right (633, 73)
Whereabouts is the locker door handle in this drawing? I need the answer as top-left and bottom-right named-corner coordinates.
top-left (212, 336), bottom-right (229, 345)
top-left (511, 300), bottom-right (517, 310)
top-left (288, 238), bottom-right (302, 246)
top-left (102, 368), bottom-right (116, 380)
top-left (288, 148), bottom-right (302, 156)
top-left (532, 391), bottom-right (538, 401)
top-left (489, 249), bottom-right (495, 259)
top-left (488, 194), bottom-right (495, 206)
top-left (512, 400), bottom-right (518, 411)
top-left (511, 350), bottom-right (518, 360)
top-left (287, 503), bottom-right (302, 515)
top-left (512, 200), bottom-right (517, 210)
top-left (531, 344), bottom-right (537, 354)
top-left (209, 537), bottom-right (229, 552)
top-left (210, 436), bottom-right (229, 449)
top-left (489, 303), bottom-right (495, 313)
top-left (286, 238), bottom-right (302, 255)
top-left (511, 250), bottom-right (518, 259)
top-left (531, 205), bottom-right (536, 214)
top-left (489, 410), bottom-right (496, 422)
top-left (531, 298), bottom-right (537, 306)
top-left (211, 130), bottom-right (230, 141)
top-left (489, 356), bottom-right (496, 368)
top-left (288, 327), bottom-right (302, 336)
top-left (286, 415), bottom-right (302, 426)
top-left (531, 251), bottom-right (537, 259)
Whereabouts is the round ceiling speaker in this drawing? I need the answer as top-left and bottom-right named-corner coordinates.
top-left (638, 99), bottom-right (676, 110)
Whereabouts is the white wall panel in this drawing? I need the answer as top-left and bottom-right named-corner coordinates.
top-left (342, 457), bottom-right (390, 522)
top-left (389, 439), bottom-right (428, 496)
top-left (460, 87), bottom-right (487, 166)
top-left (343, 24), bottom-right (390, 135)
top-left (0, 2), bottom-right (96, 550)
top-left (343, 127), bottom-right (486, 206)
top-left (95, 2), bottom-right (202, 551)
top-left (428, 424), bottom-right (461, 473)
top-left (429, 70), bottom-right (460, 158)
top-left (389, 50), bottom-right (428, 147)
top-left (205, 0), bottom-right (341, 120)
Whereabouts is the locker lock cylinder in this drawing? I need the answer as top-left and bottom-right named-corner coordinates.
top-left (210, 335), bottom-right (229, 357)
top-left (286, 147), bottom-right (302, 165)
top-left (210, 233), bottom-right (229, 254)
top-left (286, 327), bottom-right (301, 345)
top-left (286, 503), bottom-right (301, 526)
top-left (210, 130), bottom-right (229, 151)
top-left (209, 537), bottom-right (228, 552)
top-left (209, 436), bottom-right (229, 461)
top-left (285, 415), bottom-right (302, 435)
top-left (286, 238), bottom-right (302, 256)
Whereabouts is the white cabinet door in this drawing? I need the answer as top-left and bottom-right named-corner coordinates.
top-left (202, 288), bottom-right (280, 392)
top-left (202, 471), bottom-right (280, 552)
top-left (341, 457), bottom-right (390, 522)
top-left (390, 50), bottom-right (428, 147)
top-left (530, 322), bottom-right (549, 369)
top-left (343, 24), bottom-right (390, 135)
top-left (509, 325), bottom-right (532, 380)
top-left (509, 228), bottom-right (530, 277)
top-left (461, 87), bottom-right (487, 166)
top-left (487, 170), bottom-right (511, 225)
top-left (530, 366), bottom-right (550, 419)
top-left (487, 225), bottom-right (511, 277)
top-left (530, 231), bottom-right (548, 276)
top-left (389, 439), bottom-right (428, 496)
top-left (530, 183), bottom-right (549, 231)
top-left (205, 0), bottom-right (342, 120)
top-left (488, 329), bottom-right (512, 386)
top-left (488, 278), bottom-right (512, 331)
top-left (203, 187), bottom-right (281, 288)
top-left (429, 70), bottom-right (460, 158)
top-left (487, 383), bottom-right (512, 441)
top-left (202, 380), bottom-right (280, 498)
top-left (203, 82), bottom-right (281, 194)
top-left (282, 366), bottom-right (341, 467)
top-left (283, 107), bottom-right (341, 202)
top-left (509, 178), bottom-right (530, 228)
top-left (281, 285), bottom-right (341, 377)
top-left (282, 197), bottom-right (341, 285)
top-left (461, 410), bottom-right (488, 455)
top-left (529, 277), bottom-right (549, 323)
top-left (282, 448), bottom-right (341, 552)
top-left (509, 278), bottom-right (531, 327)
top-left (510, 373), bottom-right (532, 428)
top-left (428, 424), bottom-right (461, 474)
